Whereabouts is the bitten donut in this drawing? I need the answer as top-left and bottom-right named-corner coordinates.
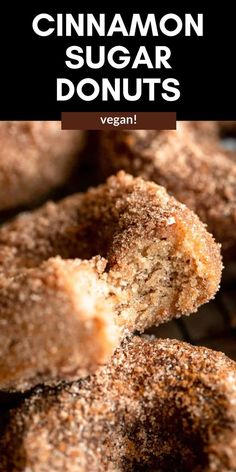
top-left (1, 337), bottom-right (236, 472)
top-left (98, 128), bottom-right (236, 252)
top-left (0, 121), bottom-right (84, 211)
top-left (0, 172), bottom-right (222, 391)
top-left (0, 257), bottom-right (119, 391)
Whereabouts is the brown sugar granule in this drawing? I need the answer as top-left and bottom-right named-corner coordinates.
top-left (0, 172), bottom-right (222, 390)
top-left (0, 121), bottom-right (84, 210)
top-left (98, 126), bottom-right (236, 252)
top-left (1, 336), bottom-right (236, 472)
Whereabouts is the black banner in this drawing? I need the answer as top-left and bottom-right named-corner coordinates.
top-left (0, 4), bottom-right (235, 120)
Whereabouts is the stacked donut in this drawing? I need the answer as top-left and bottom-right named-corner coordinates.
top-left (1, 338), bottom-right (236, 471)
top-left (98, 121), bottom-right (236, 254)
top-left (0, 122), bottom-right (236, 472)
top-left (0, 121), bottom-right (84, 211)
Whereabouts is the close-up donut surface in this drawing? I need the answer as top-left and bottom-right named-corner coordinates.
top-left (0, 120), bottom-right (235, 472)
top-left (0, 172), bottom-right (222, 391)
top-left (98, 124), bottom-right (236, 253)
top-left (0, 256), bottom-right (119, 391)
top-left (0, 121), bottom-right (84, 211)
top-left (180, 121), bottom-right (236, 145)
top-left (1, 336), bottom-right (236, 472)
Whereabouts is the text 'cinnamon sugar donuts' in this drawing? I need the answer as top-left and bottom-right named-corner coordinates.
top-left (0, 121), bottom-right (84, 211)
top-left (0, 172), bottom-right (222, 391)
top-left (98, 125), bottom-right (236, 252)
top-left (1, 336), bottom-right (236, 472)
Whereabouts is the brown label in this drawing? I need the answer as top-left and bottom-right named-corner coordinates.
top-left (61, 112), bottom-right (176, 130)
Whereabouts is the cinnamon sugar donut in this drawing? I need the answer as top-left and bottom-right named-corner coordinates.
top-left (0, 256), bottom-right (119, 392)
top-left (1, 336), bottom-right (236, 471)
top-left (0, 121), bottom-right (84, 211)
top-left (98, 128), bottom-right (236, 252)
top-left (181, 121), bottom-right (236, 154)
top-left (0, 172), bottom-right (222, 391)
top-left (186, 121), bottom-right (236, 138)
top-left (177, 121), bottom-right (221, 146)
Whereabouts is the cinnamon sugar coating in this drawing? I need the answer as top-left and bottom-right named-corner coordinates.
top-left (1, 336), bottom-right (236, 472)
top-left (180, 122), bottom-right (236, 159)
top-left (181, 121), bottom-right (236, 143)
top-left (0, 121), bottom-right (84, 210)
top-left (0, 172), bottom-right (222, 390)
top-left (0, 257), bottom-right (118, 391)
top-left (98, 126), bottom-right (236, 252)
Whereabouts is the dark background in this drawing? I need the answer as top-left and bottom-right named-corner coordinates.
top-left (0, 4), bottom-right (235, 120)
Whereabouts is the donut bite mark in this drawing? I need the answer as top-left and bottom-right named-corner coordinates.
top-left (98, 129), bottom-right (236, 252)
top-left (1, 337), bottom-right (236, 472)
top-left (0, 257), bottom-right (118, 391)
top-left (0, 121), bottom-right (84, 211)
top-left (0, 172), bottom-right (222, 390)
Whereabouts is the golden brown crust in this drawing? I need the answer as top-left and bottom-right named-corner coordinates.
top-left (0, 121), bottom-right (84, 210)
top-left (0, 256), bottom-right (118, 391)
top-left (0, 172), bottom-right (222, 390)
top-left (1, 336), bottom-right (236, 472)
top-left (98, 126), bottom-right (236, 252)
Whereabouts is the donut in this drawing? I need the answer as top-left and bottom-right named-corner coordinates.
top-left (0, 121), bottom-right (84, 211)
top-left (0, 172), bottom-right (222, 391)
top-left (1, 336), bottom-right (236, 471)
top-left (0, 256), bottom-right (119, 391)
top-left (98, 128), bottom-right (236, 252)
top-left (179, 121), bottom-right (221, 141)
top-left (180, 121), bottom-right (236, 154)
